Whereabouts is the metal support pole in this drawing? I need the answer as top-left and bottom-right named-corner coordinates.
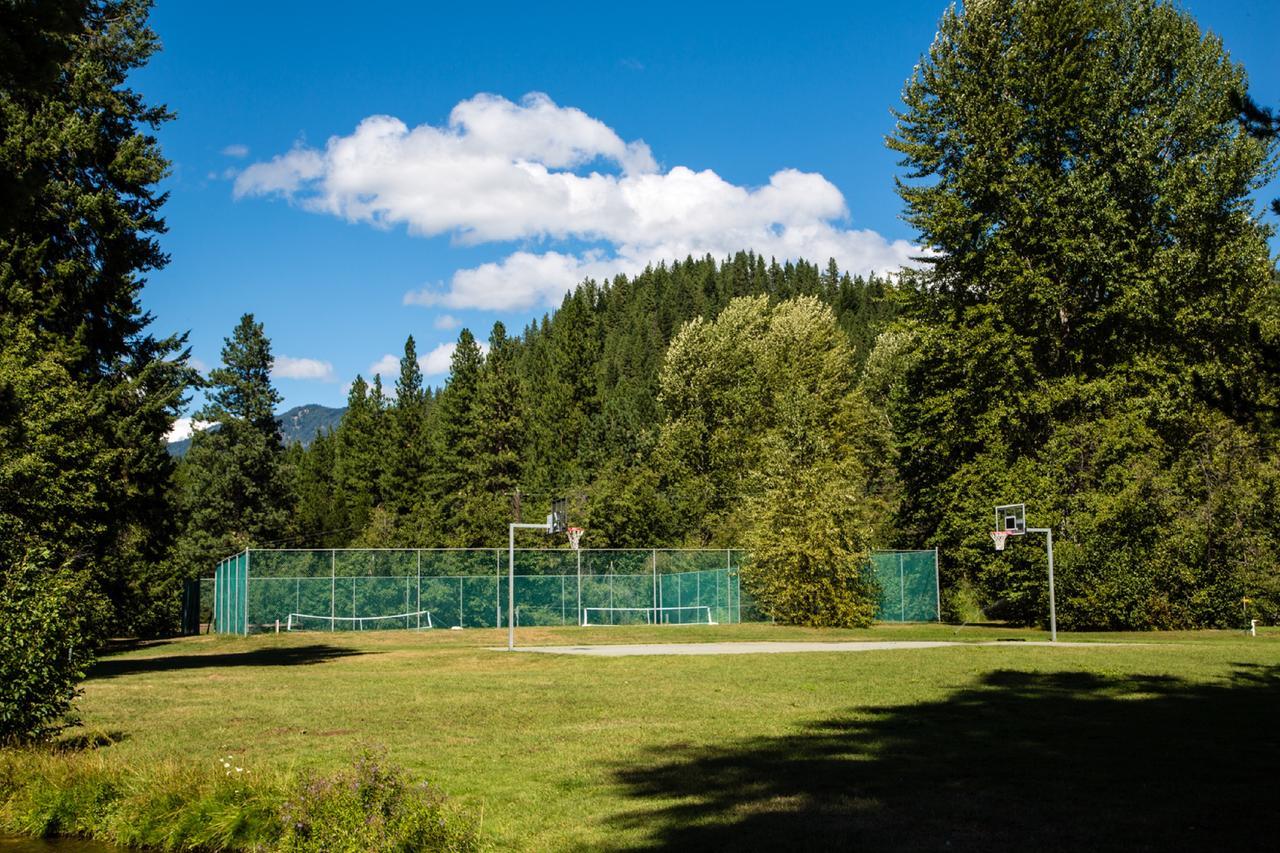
top-left (898, 551), bottom-right (905, 622)
top-left (576, 549), bottom-right (582, 627)
top-left (330, 549), bottom-right (336, 632)
top-left (652, 548), bottom-right (658, 624)
top-left (934, 547), bottom-right (941, 622)
top-left (508, 520), bottom-right (552, 650)
top-left (1027, 528), bottom-right (1058, 642)
top-left (416, 550), bottom-right (421, 631)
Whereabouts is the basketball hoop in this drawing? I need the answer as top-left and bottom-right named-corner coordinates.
top-left (990, 530), bottom-right (1011, 551)
top-left (566, 526), bottom-right (585, 551)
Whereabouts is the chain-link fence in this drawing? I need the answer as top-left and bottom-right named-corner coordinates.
top-left (210, 547), bottom-right (938, 633)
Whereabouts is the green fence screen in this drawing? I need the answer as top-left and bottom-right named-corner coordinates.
top-left (210, 547), bottom-right (936, 633)
top-left (869, 550), bottom-right (940, 621)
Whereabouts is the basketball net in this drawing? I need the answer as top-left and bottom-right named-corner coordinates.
top-left (990, 530), bottom-right (1011, 551)
top-left (567, 526), bottom-right (585, 551)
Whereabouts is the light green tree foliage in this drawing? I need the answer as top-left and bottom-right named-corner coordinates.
top-left (659, 296), bottom-right (897, 625)
top-left (174, 315), bottom-right (292, 575)
top-left (888, 0), bottom-right (1280, 627)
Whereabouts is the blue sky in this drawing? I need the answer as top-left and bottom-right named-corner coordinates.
top-left (135, 0), bottom-right (1280, 428)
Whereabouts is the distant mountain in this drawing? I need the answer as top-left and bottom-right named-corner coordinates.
top-left (167, 404), bottom-right (346, 457)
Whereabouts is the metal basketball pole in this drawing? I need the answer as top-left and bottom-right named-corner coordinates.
top-left (1026, 527), bottom-right (1058, 642)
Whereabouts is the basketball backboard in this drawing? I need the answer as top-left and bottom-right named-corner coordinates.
top-left (994, 503), bottom-right (1026, 535)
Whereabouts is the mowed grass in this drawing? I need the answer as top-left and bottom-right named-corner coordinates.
top-left (65, 624), bottom-right (1280, 850)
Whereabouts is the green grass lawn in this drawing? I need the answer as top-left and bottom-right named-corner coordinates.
top-left (63, 624), bottom-right (1280, 850)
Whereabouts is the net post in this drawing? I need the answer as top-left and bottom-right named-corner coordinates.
top-left (898, 551), bottom-right (905, 622)
top-left (934, 547), bottom-right (941, 622)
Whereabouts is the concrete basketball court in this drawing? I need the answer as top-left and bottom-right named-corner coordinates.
top-left (503, 640), bottom-right (1112, 656)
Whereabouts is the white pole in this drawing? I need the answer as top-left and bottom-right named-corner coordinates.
top-left (330, 549), bottom-right (336, 632)
top-left (1027, 527), bottom-right (1058, 642)
top-left (416, 550), bottom-right (421, 631)
top-left (508, 524), bottom-right (515, 650)
top-left (652, 548), bottom-right (658, 624)
top-left (576, 548), bottom-right (582, 627)
top-left (508, 520), bottom-right (552, 650)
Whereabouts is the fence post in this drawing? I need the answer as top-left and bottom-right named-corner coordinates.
top-left (243, 549), bottom-right (250, 636)
top-left (330, 549), bottom-right (336, 632)
top-left (652, 548), bottom-right (658, 623)
top-left (899, 551), bottom-right (906, 622)
top-left (576, 548), bottom-right (582, 626)
top-left (934, 547), bottom-right (941, 622)
top-left (494, 548), bottom-right (501, 627)
top-left (416, 550), bottom-right (421, 631)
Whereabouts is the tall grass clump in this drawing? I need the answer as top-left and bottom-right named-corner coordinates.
top-left (0, 747), bottom-right (482, 851)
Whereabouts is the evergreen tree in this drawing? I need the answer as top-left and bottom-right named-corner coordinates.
top-left (173, 315), bottom-right (291, 576)
top-left (428, 330), bottom-right (485, 542)
top-left (382, 336), bottom-right (431, 527)
top-left (454, 323), bottom-right (526, 545)
top-left (0, 0), bottom-right (191, 740)
top-left (333, 375), bottom-right (381, 538)
top-left (887, 0), bottom-right (1280, 627)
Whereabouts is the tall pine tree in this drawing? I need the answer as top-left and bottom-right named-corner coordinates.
top-left (173, 315), bottom-right (292, 575)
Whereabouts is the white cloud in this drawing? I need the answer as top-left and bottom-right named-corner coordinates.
top-left (368, 354), bottom-right (401, 378)
top-left (432, 314), bottom-right (460, 330)
top-left (222, 144), bottom-right (250, 158)
top-left (272, 355), bottom-right (336, 382)
top-left (189, 357), bottom-right (209, 374)
top-left (421, 341), bottom-right (490, 376)
top-left (237, 92), bottom-right (920, 311)
top-left (166, 418), bottom-right (213, 443)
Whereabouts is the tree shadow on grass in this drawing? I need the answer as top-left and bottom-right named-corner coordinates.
top-left (87, 644), bottom-right (368, 680)
top-left (609, 664), bottom-right (1280, 851)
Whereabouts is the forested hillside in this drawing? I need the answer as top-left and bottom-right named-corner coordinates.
top-left (173, 253), bottom-right (902, 560)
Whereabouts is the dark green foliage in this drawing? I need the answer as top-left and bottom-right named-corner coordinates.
top-left (173, 315), bottom-right (292, 575)
top-left (0, 0), bottom-right (191, 738)
top-left (428, 329), bottom-right (485, 545)
top-left (452, 322), bottom-right (526, 545)
top-left (886, 0), bottom-right (1280, 627)
top-left (381, 336), bottom-right (432, 527)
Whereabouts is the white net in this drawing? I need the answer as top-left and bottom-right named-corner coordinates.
top-left (567, 527), bottom-right (585, 551)
top-left (581, 605), bottom-right (716, 626)
top-left (286, 610), bottom-right (434, 631)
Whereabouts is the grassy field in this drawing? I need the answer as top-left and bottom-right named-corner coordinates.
top-left (52, 623), bottom-right (1280, 850)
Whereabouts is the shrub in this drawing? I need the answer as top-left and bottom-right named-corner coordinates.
top-left (0, 748), bottom-right (482, 852)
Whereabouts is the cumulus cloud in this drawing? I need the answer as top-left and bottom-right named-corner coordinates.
top-left (272, 355), bottom-right (336, 382)
top-left (237, 92), bottom-right (919, 311)
top-left (165, 418), bottom-right (213, 444)
top-left (433, 314), bottom-right (460, 330)
top-left (420, 341), bottom-right (489, 376)
top-left (368, 354), bottom-right (401, 378)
